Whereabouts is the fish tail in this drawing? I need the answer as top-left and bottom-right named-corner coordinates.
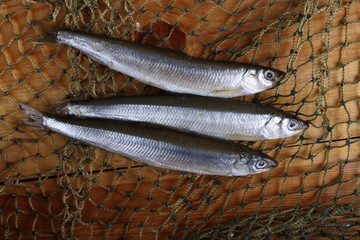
top-left (25, 21), bottom-right (62, 44)
top-left (27, 34), bottom-right (58, 44)
top-left (17, 103), bottom-right (46, 129)
top-left (47, 101), bottom-right (70, 116)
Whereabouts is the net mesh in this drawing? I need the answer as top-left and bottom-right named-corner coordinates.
top-left (0, 0), bottom-right (359, 239)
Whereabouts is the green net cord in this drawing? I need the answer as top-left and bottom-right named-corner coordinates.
top-left (0, 0), bottom-right (359, 239)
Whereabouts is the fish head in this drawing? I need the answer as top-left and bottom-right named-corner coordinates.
top-left (257, 67), bottom-right (285, 89)
top-left (232, 153), bottom-right (278, 175)
top-left (263, 114), bottom-right (308, 139)
top-left (241, 67), bottom-right (285, 94)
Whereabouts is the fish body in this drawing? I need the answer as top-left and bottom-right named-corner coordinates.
top-left (32, 27), bottom-right (285, 97)
top-left (19, 104), bottom-right (277, 176)
top-left (53, 95), bottom-right (308, 141)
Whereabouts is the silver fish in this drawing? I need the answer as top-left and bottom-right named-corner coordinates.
top-left (31, 25), bottom-right (285, 98)
top-left (52, 95), bottom-right (308, 141)
top-left (18, 104), bottom-right (277, 176)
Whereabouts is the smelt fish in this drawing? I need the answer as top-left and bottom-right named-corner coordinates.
top-left (52, 95), bottom-right (308, 141)
top-left (30, 25), bottom-right (285, 98)
top-left (19, 104), bottom-right (278, 176)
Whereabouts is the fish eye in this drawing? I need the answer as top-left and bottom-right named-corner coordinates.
top-left (255, 159), bottom-right (267, 169)
top-left (264, 70), bottom-right (275, 81)
top-left (288, 121), bottom-right (298, 131)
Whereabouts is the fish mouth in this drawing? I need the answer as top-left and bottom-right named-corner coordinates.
top-left (292, 128), bottom-right (306, 136)
top-left (297, 121), bottom-right (309, 132)
top-left (268, 159), bottom-right (278, 168)
top-left (263, 158), bottom-right (278, 169)
top-left (272, 160), bottom-right (279, 167)
top-left (259, 161), bottom-right (278, 172)
top-left (288, 124), bottom-right (308, 138)
top-left (278, 72), bottom-right (286, 81)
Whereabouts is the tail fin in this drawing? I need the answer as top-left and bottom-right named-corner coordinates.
top-left (17, 103), bottom-right (46, 129)
top-left (47, 101), bottom-right (70, 116)
top-left (25, 21), bottom-right (61, 44)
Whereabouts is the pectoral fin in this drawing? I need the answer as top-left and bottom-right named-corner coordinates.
top-left (210, 87), bottom-right (244, 97)
top-left (201, 168), bottom-right (229, 175)
top-left (226, 134), bottom-right (262, 141)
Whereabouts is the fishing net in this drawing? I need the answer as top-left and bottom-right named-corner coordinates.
top-left (0, 0), bottom-right (359, 238)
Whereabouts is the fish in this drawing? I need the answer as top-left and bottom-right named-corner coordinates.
top-left (18, 104), bottom-right (278, 176)
top-left (50, 95), bottom-right (308, 141)
top-left (29, 24), bottom-right (285, 98)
